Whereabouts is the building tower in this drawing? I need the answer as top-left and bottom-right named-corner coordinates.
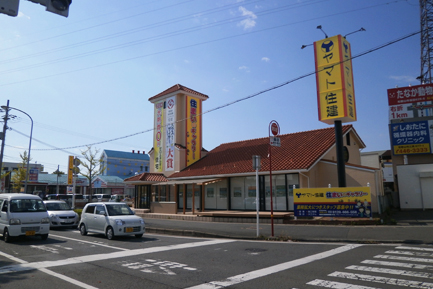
top-left (148, 84), bottom-right (209, 177)
top-left (420, 0), bottom-right (433, 84)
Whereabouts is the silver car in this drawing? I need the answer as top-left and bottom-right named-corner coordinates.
top-left (78, 202), bottom-right (145, 240)
top-left (44, 200), bottom-right (79, 229)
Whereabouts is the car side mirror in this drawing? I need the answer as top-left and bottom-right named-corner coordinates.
top-left (99, 211), bottom-right (106, 216)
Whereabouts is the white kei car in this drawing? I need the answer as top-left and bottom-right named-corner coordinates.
top-left (44, 200), bottom-right (79, 229)
top-left (78, 202), bottom-right (145, 240)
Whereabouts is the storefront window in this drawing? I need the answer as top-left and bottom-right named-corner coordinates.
top-left (178, 185), bottom-right (184, 209)
top-left (265, 175), bottom-right (287, 211)
top-left (230, 176), bottom-right (256, 210)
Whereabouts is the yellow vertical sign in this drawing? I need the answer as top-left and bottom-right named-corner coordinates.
top-left (186, 96), bottom-right (201, 166)
top-left (314, 35), bottom-right (356, 124)
top-left (67, 155), bottom-right (73, 185)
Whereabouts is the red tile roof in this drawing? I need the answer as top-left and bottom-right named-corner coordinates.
top-left (124, 173), bottom-right (168, 183)
top-left (148, 84), bottom-right (209, 102)
top-left (169, 125), bottom-right (356, 178)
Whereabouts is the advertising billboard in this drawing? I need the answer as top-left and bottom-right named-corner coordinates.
top-left (154, 101), bottom-right (164, 172)
top-left (186, 96), bottom-right (201, 166)
top-left (165, 96), bottom-right (176, 171)
top-left (314, 35), bottom-right (356, 124)
top-left (293, 187), bottom-right (372, 218)
top-left (387, 84), bottom-right (433, 121)
top-left (390, 120), bottom-right (433, 155)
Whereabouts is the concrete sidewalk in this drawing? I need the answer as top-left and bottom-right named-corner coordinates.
top-left (140, 209), bottom-right (433, 244)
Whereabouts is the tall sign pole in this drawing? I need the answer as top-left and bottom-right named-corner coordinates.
top-left (314, 34), bottom-right (357, 188)
top-left (268, 120), bottom-right (280, 237)
top-left (252, 155), bottom-right (261, 237)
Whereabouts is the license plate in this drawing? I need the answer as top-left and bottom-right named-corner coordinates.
top-left (26, 231), bottom-right (35, 236)
top-left (125, 227), bottom-right (133, 233)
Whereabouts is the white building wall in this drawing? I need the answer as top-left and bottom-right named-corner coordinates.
top-left (397, 164), bottom-right (433, 209)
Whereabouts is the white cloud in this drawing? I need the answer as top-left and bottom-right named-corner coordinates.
top-left (238, 6), bottom-right (257, 30)
top-left (17, 12), bottom-right (30, 19)
top-left (389, 75), bottom-right (417, 83)
top-left (239, 66), bottom-right (250, 73)
top-left (261, 57), bottom-right (270, 62)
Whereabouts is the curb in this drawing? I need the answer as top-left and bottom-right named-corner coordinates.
top-left (146, 227), bottom-right (433, 245)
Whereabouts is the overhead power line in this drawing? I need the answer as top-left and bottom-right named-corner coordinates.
top-left (0, 0), bottom-right (404, 84)
top-left (29, 30), bottom-right (420, 152)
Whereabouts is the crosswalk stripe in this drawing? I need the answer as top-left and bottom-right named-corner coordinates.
top-left (374, 254), bottom-right (433, 264)
top-left (361, 259), bottom-right (433, 270)
top-left (396, 247), bottom-right (433, 252)
top-left (346, 265), bottom-right (433, 279)
top-left (329, 271), bottom-right (433, 288)
top-left (385, 250), bottom-right (433, 257)
top-left (306, 279), bottom-right (381, 288)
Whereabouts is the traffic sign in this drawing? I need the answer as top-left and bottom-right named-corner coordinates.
top-left (271, 122), bottom-right (279, 136)
top-left (270, 136), bottom-right (281, 147)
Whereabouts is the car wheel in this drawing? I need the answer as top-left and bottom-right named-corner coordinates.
top-left (41, 234), bottom-right (49, 240)
top-left (106, 227), bottom-right (114, 240)
top-left (135, 233), bottom-right (143, 238)
top-left (80, 224), bottom-right (87, 236)
top-left (3, 229), bottom-right (11, 243)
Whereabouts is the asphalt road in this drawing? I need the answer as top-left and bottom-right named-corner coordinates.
top-left (1, 229), bottom-right (433, 288)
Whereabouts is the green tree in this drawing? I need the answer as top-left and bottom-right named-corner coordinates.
top-left (10, 151), bottom-right (29, 192)
top-left (52, 170), bottom-right (65, 175)
top-left (79, 146), bottom-right (105, 196)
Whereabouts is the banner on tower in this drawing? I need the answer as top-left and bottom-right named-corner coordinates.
top-left (165, 96), bottom-right (176, 171)
top-left (154, 101), bottom-right (164, 172)
top-left (186, 96), bottom-right (201, 166)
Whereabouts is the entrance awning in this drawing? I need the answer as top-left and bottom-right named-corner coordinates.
top-left (152, 178), bottom-right (224, 186)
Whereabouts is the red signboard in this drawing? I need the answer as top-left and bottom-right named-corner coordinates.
top-left (387, 84), bottom-right (433, 106)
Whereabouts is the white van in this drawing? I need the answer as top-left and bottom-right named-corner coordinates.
top-left (0, 193), bottom-right (50, 243)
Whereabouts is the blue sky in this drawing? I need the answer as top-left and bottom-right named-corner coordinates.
top-left (0, 0), bottom-right (421, 174)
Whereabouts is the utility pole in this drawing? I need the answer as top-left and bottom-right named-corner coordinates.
top-left (0, 100), bottom-right (10, 174)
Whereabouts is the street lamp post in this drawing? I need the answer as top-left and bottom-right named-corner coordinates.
top-left (1, 105), bottom-right (33, 194)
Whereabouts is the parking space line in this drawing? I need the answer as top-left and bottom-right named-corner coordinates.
top-left (49, 233), bottom-right (129, 251)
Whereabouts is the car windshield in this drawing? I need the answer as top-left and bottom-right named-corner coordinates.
top-left (105, 204), bottom-right (133, 216)
top-left (46, 202), bottom-right (72, 211)
top-left (10, 199), bottom-right (47, 213)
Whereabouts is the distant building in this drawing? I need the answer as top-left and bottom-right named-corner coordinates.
top-left (1, 162), bottom-right (44, 194)
top-left (100, 149), bottom-right (150, 179)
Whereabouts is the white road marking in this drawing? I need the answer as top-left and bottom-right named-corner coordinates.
top-left (0, 250), bottom-right (98, 289)
top-left (49, 233), bottom-right (129, 251)
top-left (385, 250), bottom-right (433, 257)
top-left (307, 279), bottom-right (381, 288)
top-left (362, 259), bottom-right (433, 270)
top-left (346, 265), bottom-right (433, 279)
top-left (120, 259), bottom-right (197, 275)
top-left (184, 244), bottom-right (363, 289)
top-left (396, 246), bottom-right (433, 252)
top-left (375, 254), bottom-right (433, 264)
top-left (0, 239), bottom-right (234, 274)
top-left (329, 271), bottom-right (433, 288)
top-left (31, 245), bottom-right (59, 254)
